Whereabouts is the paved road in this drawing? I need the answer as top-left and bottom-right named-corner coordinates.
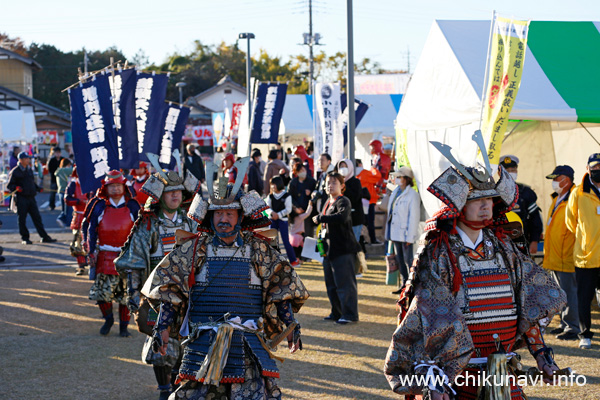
top-left (1, 191), bottom-right (68, 234)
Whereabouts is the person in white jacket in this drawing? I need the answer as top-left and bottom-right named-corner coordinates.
top-left (384, 166), bottom-right (421, 294)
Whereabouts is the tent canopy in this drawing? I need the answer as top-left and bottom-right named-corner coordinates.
top-left (281, 94), bottom-right (402, 137)
top-left (0, 110), bottom-right (37, 142)
top-left (398, 20), bottom-right (600, 218)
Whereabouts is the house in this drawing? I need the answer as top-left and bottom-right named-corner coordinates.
top-left (189, 75), bottom-right (246, 115)
top-left (0, 47), bottom-right (41, 97)
top-left (0, 47), bottom-right (71, 157)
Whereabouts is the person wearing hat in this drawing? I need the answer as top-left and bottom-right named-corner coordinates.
top-left (83, 170), bottom-right (141, 337)
top-left (542, 165), bottom-right (580, 341)
top-left (65, 166), bottom-right (93, 276)
top-left (131, 161), bottom-right (151, 206)
top-left (499, 155), bottom-right (544, 255)
top-left (566, 153), bottom-right (600, 349)
top-left (383, 166), bottom-right (421, 294)
top-left (46, 146), bottom-right (64, 211)
top-left (116, 153), bottom-right (198, 399)
top-left (7, 152), bottom-right (56, 245)
top-left (384, 138), bottom-right (566, 399)
top-left (141, 157), bottom-right (309, 399)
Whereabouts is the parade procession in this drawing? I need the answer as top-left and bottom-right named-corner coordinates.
top-left (3, 2), bottom-right (600, 400)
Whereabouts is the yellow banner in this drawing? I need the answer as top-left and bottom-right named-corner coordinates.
top-left (482, 17), bottom-right (530, 166)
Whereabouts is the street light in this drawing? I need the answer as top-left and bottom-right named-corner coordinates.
top-left (239, 32), bottom-right (255, 155)
top-left (176, 81), bottom-right (187, 104)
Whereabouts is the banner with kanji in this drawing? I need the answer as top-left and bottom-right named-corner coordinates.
top-left (68, 73), bottom-right (119, 193)
top-left (134, 72), bottom-right (169, 162)
top-left (158, 104), bottom-right (190, 168)
top-left (315, 82), bottom-right (342, 164)
top-left (482, 17), bottom-right (529, 167)
top-left (229, 103), bottom-right (243, 140)
top-left (250, 82), bottom-right (287, 144)
top-left (109, 68), bottom-right (139, 169)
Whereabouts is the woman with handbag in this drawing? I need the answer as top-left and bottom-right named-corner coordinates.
top-left (312, 172), bottom-right (361, 324)
top-left (384, 167), bottom-right (421, 295)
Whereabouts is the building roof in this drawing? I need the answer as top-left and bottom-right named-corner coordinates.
top-left (0, 47), bottom-right (42, 70)
top-left (192, 75), bottom-right (246, 102)
top-left (0, 85), bottom-right (70, 122)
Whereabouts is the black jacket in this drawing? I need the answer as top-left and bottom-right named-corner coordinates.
top-left (47, 156), bottom-right (63, 184)
top-left (8, 165), bottom-right (40, 198)
top-left (514, 183), bottom-right (543, 243)
top-left (289, 176), bottom-right (316, 210)
top-left (343, 177), bottom-right (365, 226)
top-left (317, 195), bottom-right (360, 260)
top-left (183, 153), bottom-right (206, 182)
top-left (247, 161), bottom-right (264, 195)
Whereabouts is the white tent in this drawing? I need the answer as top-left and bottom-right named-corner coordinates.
top-left (280, 94), bottom-right (403, 165)
top-left (0, 110), bottom-right (37, 142)
top-left (398, 20), bottom-right (600, 219)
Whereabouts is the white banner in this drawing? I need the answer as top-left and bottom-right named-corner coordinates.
top-left (315, 82), bottom-right (343, 165)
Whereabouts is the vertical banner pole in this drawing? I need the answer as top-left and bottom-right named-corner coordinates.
top-left (346, 0), bottom-right (356, 163)
top-left (478, 10), bottom-right (497, 130)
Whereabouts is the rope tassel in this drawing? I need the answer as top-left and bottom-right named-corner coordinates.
top-left (195, 323), bottom-right (235, 386)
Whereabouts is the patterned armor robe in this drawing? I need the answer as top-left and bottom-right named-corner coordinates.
top-left (116, 208), bottom-right (198, 368)
top-left (142, 231), bottom-right (310, 400)
top-left (383, 227), bottom-right (566, 399)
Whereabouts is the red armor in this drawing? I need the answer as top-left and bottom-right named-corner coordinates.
top-left (96, 250), bottom-right (121, 275)
top-left (69, 181), bottom-right (89, 230)
top-left (133, 178), bottom-right (150, 206)
top-left (98, 205), bottom-right (134, 248)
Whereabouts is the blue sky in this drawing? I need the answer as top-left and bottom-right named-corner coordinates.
top-left (1, 0), bottom-right (598, 74)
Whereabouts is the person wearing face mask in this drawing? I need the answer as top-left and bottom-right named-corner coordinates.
top-left (383, 167), bottom-right (421, 294)
top-left (566, 153), bottom-right (600, 349)
top-left (499, 155), bottom-right (543, 255)
top-left (542, 165), bottom-right (579, 342)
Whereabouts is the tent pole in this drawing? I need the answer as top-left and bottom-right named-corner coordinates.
top-left (580, 122), bottom-right (600, 148)
top-left (478, 10), bottom-right (497, 130)
top-left (502, 120), bottom-right (523, 143)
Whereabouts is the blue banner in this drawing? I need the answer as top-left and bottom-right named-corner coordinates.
top-left (68, 73), bottom-right (119, 194)
top-left (159, 103), bottom-right (191, 169)
top-left (340, 95), bottom-right (369, 146)
top-left (109, 68), bottom-right (139, 169)
top-left (135, 72), bottom-right (169, 161)
top-left (250, 82), bottom-right (287, 144)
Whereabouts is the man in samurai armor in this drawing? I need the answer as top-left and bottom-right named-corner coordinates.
top-left (132, 161), bottom-right (152, 207)
top-left (141, 157), bottom-right (310, 400)
top-left (65, 166), bottom-right (92, 276)
top-left (115, 153), bottom-right (199, 399)
top-left (83, 170), bottom-right (141, 337)
top-left (383, 133), bottom-right (567, 400)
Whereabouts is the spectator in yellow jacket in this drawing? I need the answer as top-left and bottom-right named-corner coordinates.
top-left (543, 165), bottom-right (579, 341)
top-left (566, 153), bottom-right (600, 349)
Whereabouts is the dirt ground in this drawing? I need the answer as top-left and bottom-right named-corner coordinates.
top-left (1, 258), bottom-right (599, 400)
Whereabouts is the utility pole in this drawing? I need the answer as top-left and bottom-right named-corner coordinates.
top-left (302, 0), bottom-right (321, 95)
